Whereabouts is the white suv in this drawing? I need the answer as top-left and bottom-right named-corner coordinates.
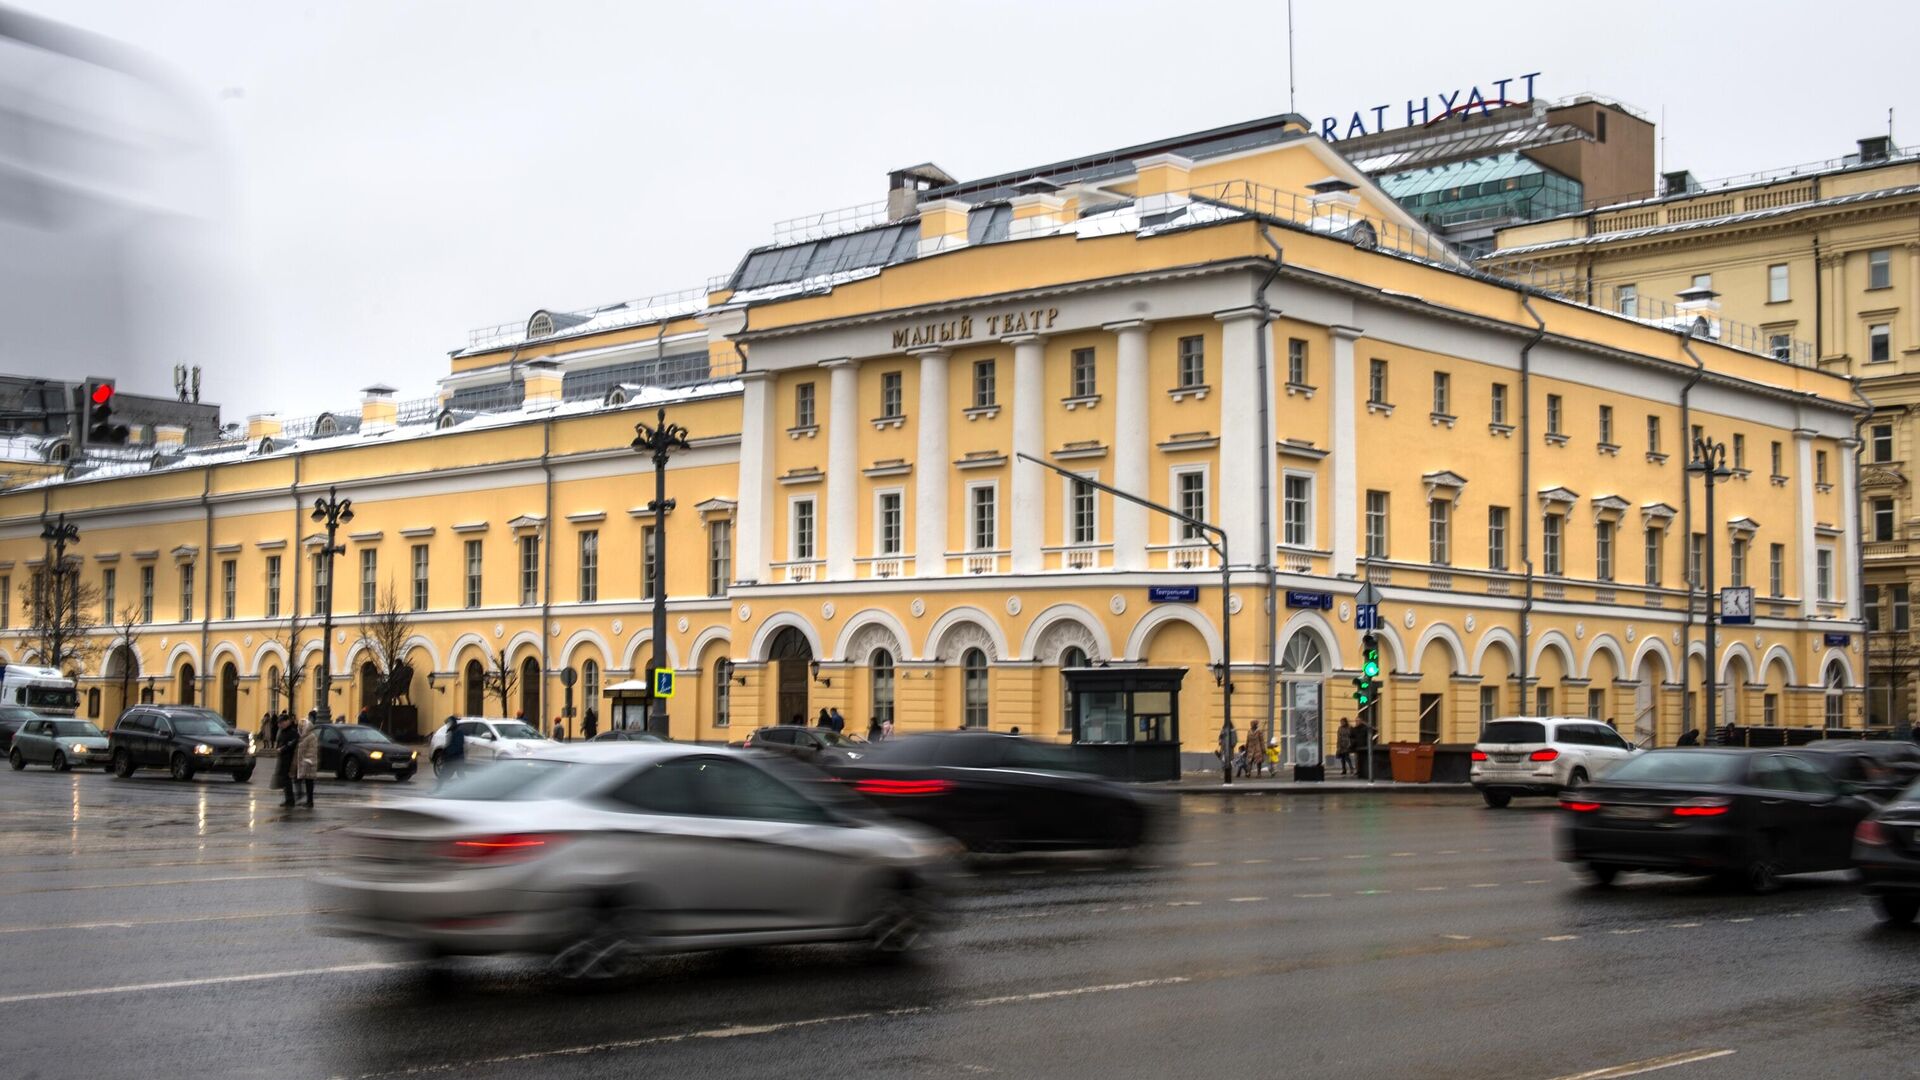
top-left (429, 717), bottom-right (557, 774)
top-left (1470, 717), bottom-right (1637, 808)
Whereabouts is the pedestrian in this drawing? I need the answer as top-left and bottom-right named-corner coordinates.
top-left (829, 706), bottom-right (845, 733)
top-left (868, 712), bottom-right (884, 741)
top-left (553, 716), bottom-right (566, 741)
top-left (1677, 727), bottom-right (1702, 747)
top-left (790, 714), bottom-right (803, 727)
top-left (441, 718), bottom-right (467, 787)
top-left (274, 714), bottom-right (299, 807)
top-left (1247, 721), bottom-right (1266, 777)
top-left (817, 707), bottom-right (833, 728)
top-left (515, 710), bottom-right (526, 722)
top-left (583, 707), bottom-right (599, 741)
top-left (1010, 726), bottom-right (1021, 736)
top-left (881, 716), bottom-right (894, 740)
top-left (1336, 718), bottom-right (1354, 776)
top-left (356, 707), bottom-right (369, 726)
top-left (1353, 718), bottom-right (1373, 779)
top-left (294, 717), bottom-right (319, 808)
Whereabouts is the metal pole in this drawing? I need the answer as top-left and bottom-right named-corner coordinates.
top-left (318, 515), bottom-right (336, 721)
top-left (632, 409), bottom-right (688, 739)
top-left (1702, 459), bottom-right (1718, 743)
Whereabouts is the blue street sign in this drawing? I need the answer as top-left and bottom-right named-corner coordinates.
top-left (651, 668), bottom-right (676, 699)
top-left (1355, 604), bottom-right (1379, 630)
top-left (1824, 632), bottom-right (1851, 647)
top-left (1148, 585), bottom-right (1201, 603)
top-left (1286, 590), bottom-right (1333, 610)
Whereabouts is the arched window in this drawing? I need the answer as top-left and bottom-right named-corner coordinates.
top-left (870, 650), bottom-right (895, 727)
top-left (713, 658), bottom-right (733, 728)
top-left (87, 687), bottom-right (100, 718)
top-left (520, 656), bottom-right (542, 726)
top-left (179, 663), bottom-right (196, 706)
top-left (1059, 646), bottom-right (1088, 732)
top-left (464, 658), bottom-right (485, 716)
top-left (961, 648), bottom-right (988, 728)
top-left (360, 661), bottom-right (380, 711)
top-left (582, 659), bottom-right (600, 711)
top-left (314, 414), bottom-right (339, 437)
top-left (1281, 633), bottom-right (1327, 768)
top-left (1824, 662), bottom-right (1847, 728)
top-left (266, 665), bottom-right (281, 713)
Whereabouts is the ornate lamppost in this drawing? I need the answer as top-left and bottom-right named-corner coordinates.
top-left (1688, 435), bottom-right (1732, 742)
top-left (310, 487), bottom-right (353, 720)
top-left (632, 409), bottom-right (689, 737)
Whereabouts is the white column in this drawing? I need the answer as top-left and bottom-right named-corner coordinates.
top-left (1795, 430), bottom-right (1818, 617)
top-left (735, 370), bottom-right (777, 584)
top-left (1329, 325), bottom-right (1364, 577)
top-left (1108, 321), bottom-right (1150, 571)
top-left (1009, 334), bottom-right (1046, 574)
top-left (822, 359), bottom-right (859, 581)
top-left (1907, 243), bottom-right (1920, 351)
top-left (914, 348), bottom-right (950, 576)
top-left (1217, 307), bottom-right (1265, 568)
top-left (1840, 436), bottom-right (1862, 621)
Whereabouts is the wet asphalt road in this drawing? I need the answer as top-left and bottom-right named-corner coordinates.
top-left (0, 767), bottom-right (1913, 1080)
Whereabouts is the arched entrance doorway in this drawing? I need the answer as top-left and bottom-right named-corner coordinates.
top-left (519, 656), bottom-right (541, 725)
top-left (769, 627), bottom-right (811, 726)
top-left (219, 662), bottom-right (239, 724)
top-left (103, 645), bottom-right (140, 723)
top-left (360, 661), bottom-right (380, 714)
top-left (177, 662), bottom-right (197, 706)
top-left (1279, 631), bottom-right (1327, 768)
top-left (1632, 650), bottom-right (1669, 747)
top-left (464, 658), bottom-right (485, 716)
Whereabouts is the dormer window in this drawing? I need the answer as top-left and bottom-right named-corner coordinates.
top-left (314, 414), bottom-right (339, 437)
top-left (528, 312), bottom-right (555, 339)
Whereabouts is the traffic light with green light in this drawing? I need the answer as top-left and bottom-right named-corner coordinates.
top-left (1352, 633), bottom-right (1382, 710)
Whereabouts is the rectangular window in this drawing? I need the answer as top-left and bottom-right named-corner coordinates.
top-left (1689, 532), bottom-right (1705, 588)
top-left (1545, 394), bottom-right (1563, 435)
top-left (140, 565), bottom-right (153, 623)
top-left (1597, 405), bottom-right (1614, 446)
top-left (1769, 333), bottom-right (1792, 361)
top-left (221, 559), bottom-right (236, 621)
top-left (1768, 263), bottom-right (1789, 303)
top-left (1871, 324), bottom-right (1891, 363)
top-left (1730, 537), bottom-right (1748, 588)
top-left (1178, 336), bottom-right (1205, 388)
top-left (1428, 498), bottom-right (1450, 565)
top-left (1771, 441), bottom-right (1783, 477)
top-left (1647, 415), bottom-right (1661, 455)
top-left (578, 530), bottom-right (598, 603)
top-left (1487, 506), bottom-right (1509, 570)
top-left (311, 553), bottom-right (329, 614)
top-left (1071, 348), bottom-right (1097, 398)
top-left (641, 525), bottom-right (658, 600)
top-left (973, 358), bottom-right (996, 408)
top-left (880, 371), bottom-right (903, 418)
top-left (1490, 382), bottom-right (1508, 425)
top-left (1588, 689), bottom-right (1606, 722)
top-left (1176, 470), bottom-right (1207, 541)
top-left (1536, 687), bottom-right (1553, 716)
top-left (1284, 474), bottom-right (1313, 548)
top-left (1874, 498), bottom-right (1897, 542)
top-left (1873, 424), bottom-right (1895, 462)
top-left (970, 485), bottom-right (997, 551)
top-left (1068, 475), bottom-right (1097, 545)
top-left (1817, 450), bottom-right (1829, 485)
top-left (1479, 686), bottom-right (1498, 728)
top-left (464, 540), bottom-right (482, 609)
top-left (179, 563), bottom-right (194, 622)
top-left (518, 536), bottom-right (539, 605)
top-left (1431, 372), bottom-right (1450, 416)
top-left (1732, 433), bottom-right (1746, 470)
top-left (1595, 520), bottom-right (1615, 581)
top-left (359, 548), bottom-right (377, 613)
top-left (1869, 248), bottom-right (1892, 290)
top-left (707, 520), bottom-right (732, 595)
top-left (1769, 543), bottom-right (1784, 597)
top-left (1817, 547), bottom-right (1835, 601)
top-left (790, 499), bottom-right (816, 562)
top-left (1541, 514), bottom-right (1563, 576)
top-left (1763, 693), bottom-right (1778, 727)
top-left (1691, 424), bottom-right (1704, 450)
top-left (1368, 358), bottom-right (1388, 405)
top-left (1617, 284), bottom-right (1638, 317)
top-left (1644, 527), bottom-right (1663, 586)
top-left (1897, 585), bottom-right (1913, 631)
top-left (101, 567), bottom-right (115, 622)
top-left (793, 381), bottom-right (815, 428)
top-left (264, 557), bottom-right (279, 618)
top-left (1287, 338), bottom-right (1308, 386)
top-left (411, 545), bottom-right (428, 611)
top-left (874, 491), bottom-right (903, 556)
top-left (1365, 491), bottom-right (1389, 559)
top-left (1866, 585), bottom-right (1882, 630)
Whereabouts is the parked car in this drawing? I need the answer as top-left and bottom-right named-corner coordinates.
top-left (109, 705), bottom-right (255, 782)
top-left (315, 742), bottom-right (956, 979)
top-left (428, 718), bottom-right (557, 775)
top-left (744, 725), bottom-right (869, 766)
top-left (827, 731), bottom-right (1169, 853)
top-left (1852, 779), bottom-right (1920, 923)
top-left (0, 703), bottom-right (46, 752)
top-left (590, 729), bottom-right (663, 743)
top-left (313, 723), bottom-right (418, 782)
top-left (1471, 717), bottom-right (1638, 807)
top-left (1801, 739), bottom-right (1920, 804)
top-left (1558, 748), bottom-right (1876, 892)
top-left (8, 717), bottom-right (109, 772)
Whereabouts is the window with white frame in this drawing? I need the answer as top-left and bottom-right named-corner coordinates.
top-left (1769, 333), bottom-right (1792, 360)
top-left (1541, 512), bottom-right (1564, 576)
top-left (411, 544), bottom-right (429, 611)
top-left (640, 524), bottom-right (658, 600)
top-left (1595, 520), bottom-right (1615, 581)
top-left (1817, 450), bottom-right (1829, 485)
top-left (1174, 468), bottom-right (1207, 542)
top-left (1895, 584), bottom-right (1912, 631)
top-left (876, 490), bottom-right (903, 556)
top-left (790, 498), bottom-right (816, 562)
top-left (870, 650), bottom-right (894, 725)
top-left (1368, 358), bottom-right (1388, 405)
top-left (1874, 498), bottom-right (1896, 542)
top-left (713, 658), bottom-right (732, 727)
top-left (1431, 371), bottom-right (1450, 416)
top-left (578, 530), bottom-right (598, 603)
top-left (969, 484), bottom-right (997, 551)
top-left (1071, 348), bottom-right (1096, 398)
top-left (1177, 336), bottom-right (1205, 388)
top-left (518, 536), bottom-right (539, 606)
top-left (1769, 543), bottom-right (1784, 596)
top-left (1733, 433), bottom-right (1746, 470)
top-left (1872, 423), bottom-right (1894, 462)
top-left (1768, 263), bottom-right (1789, 303)
top-left (140, 565), bottom-right (153, 622)
top-left (221, 559), bottom-right (235, 621)
top-left (1490, 382), bottom-right (1508, 425)
top-left (1287, 338), bottom-right (1308, 385)
top-left (880, 371), bottom-right (903, 418)
top-left (972, 358), bottom-right (996, 408)
top-left (1365, 491), bottom-right (1389, 558)
top-left (1546, 394), bottom-right (1563, 436)
top-left (1729, 536), bottom-right (1748, 588)
top-left (1688, 532), bottom-right (1705, 588)
top-left (311, 552), bottom-right (329, 614)
top-left (1871, 324), bottom-right (1892, 364)
top-left (1617, 283), bottom-right (1638, 317)
top-left (102, 567), bottom-right (116, 621)
top-left (1816, 546), bottom-right (1834, 600)
top-left (707, 520), bottom-right (732, 595)
top-left (463, 540), bottom-right (482, 608)
top-left (1479, 686), bottom-right (1498, 727)
top-left (794, 381), bottom-right (815, 428)
top-left (1487, 506), bottom-right (1509, 570)
top-left (1644, 527), bottom-right (1663, 586)
top-left (180, 562), bottom-right (194, 622)
top-left (1282, 473), bottom-right (1313, 548)
top-left (1869, 248), bottom-right (1892, 290)
top-left (360, 548), bottom-right (377, 612)
top-left (961, 648), bottom-right (989, 727)
top-left (1428, 498), bottom-right (1450, 565)
top-left (1598, 405), bottom-right (1614, 446)
top-left (1647, 415), bottom-right (1661, 456)
top-left (264, 557), bottom-right (279, 618)
top-left (1067, 474), bottom-right (1097, 545)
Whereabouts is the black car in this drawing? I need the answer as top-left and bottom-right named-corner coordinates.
top-left (744, 725), bottom-right (868, 766)
top-left (590, 729), bottom-right (664, 743)
top-left (109, 705), bottom-right (254, 783)
top-left (1801, 740), bottom-right (1920, 804)
top-left (829, 731), bottom-right (1168, 853)
top-left (0, 704), bottom-right (45, 752)
top-left (1851, 781), bottom-right (1920, 923)
top-left (1558, 748), bottom-right (1875, 892)
top-left (313, 723), bottom-right (417, 781)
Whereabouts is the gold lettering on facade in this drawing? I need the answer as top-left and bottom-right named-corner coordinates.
top-left (891, 311), bottom-right (1047, 350)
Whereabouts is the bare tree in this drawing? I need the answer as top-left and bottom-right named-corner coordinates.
top-left (107, 604), bottom-right (142, 712)
top-left (482, 648), bottom-right (518, 719)
top-left (21, 562), bottom-right (102, 678)
top-left (354, 583), bottom-right (415, 732)
top-left (1866, 628), bottom-right (1919, 734)
top-left (264, 611), bottom-right (311, 717)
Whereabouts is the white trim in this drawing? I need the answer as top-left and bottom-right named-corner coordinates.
top-left (1016, 603), bottom-right (1114, 662)
top-left (1062, 469), bottom-right (1100, 547)
top-left (560, 628), bottom-right (613, 670)
top-left (1580, 633), bottom-right (1627, 682)
top-left (872, 487), bottom-right (906, 559)
top-left (787, 493), bottom-right (819, 563)
top-left (1280, 467), bottom-right (1316, 550)
top-left (925, 605), bottom-right (1011, 662)
top-left (1168, 462), bottom-right (1211, 546)
top-left (1122, 604), bottom-right (1223, 666)
top-left (965, 478), bottom-right (1000, 553)
top-left (1411, 622), bottom-right (1467, 675)
top-left (748, 612), bottom-right (823, 662)
top-left (830, 608), bottom-right (916, 662)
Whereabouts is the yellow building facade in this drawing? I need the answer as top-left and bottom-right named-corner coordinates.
top-left (0, 115), bottom-right (1870, 764)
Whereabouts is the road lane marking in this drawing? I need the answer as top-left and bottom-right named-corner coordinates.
top-left (1226, 897), bottom-right (1266, 903)
top-left (1240, 859), bottom-right (1271, 864)
top-left (1469, 883), bottom-right (1500, 889)
top-left (1608, 929), bottom-right (1646, 935)
top-left (1668, 922), bottom-right (1701, 928)
top-left (1341, 854), bottom-right (1369, 860)
top-left (1440, 934), bottom-right (1472, 941)
top-left (1726, 917), bottom-right (1753, 924)
top-left (1166, 901), bottom-right (1201, 907)
top-left (0, 908), bottom-right (329, 934)
top-left (0, 871), bottom-right (307, 895)
top-left (0, 961), bottom-right (413, 1004)
top-left (1542, 934), bottom-right (1580, 942)
top-left (1522, 879), bottom-right (1551, 884)
top-left (1542, 1048), bottom-right (1735, 1079)
top-left (1389, 852), bottom-right (1414, 857)
top-left (1294, 856), bottom-right (1322, 862)
top-left (1354, 889), bottom-right (1391, 895)
top-left (1415, 886), bottom-right (1447, 892)
top-left (1294, 893), bottom-right (1332, 898)
top-left (1435, 849), bottom-right (1460, 854)
top-left (1187, 861), bottom-right (1219, 867)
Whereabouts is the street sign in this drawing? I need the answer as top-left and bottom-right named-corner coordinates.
top-left (1354, 582), bottom-right (1384, 607)
top-left (1719, 585), bottom-right (1754, 626)
top-left (651, 668), bottom-right (676, 698)
top-left (559, 667), bottom-right (578, 687)
top-left (1355, 603), bottom-right (1379, 630)
top-left (1286, 590), bottom-right (1332, 610)
top-left (1148, 585), bottom-right (1200, 603)
top-left (1824, 632), bottom-right (1851, 647)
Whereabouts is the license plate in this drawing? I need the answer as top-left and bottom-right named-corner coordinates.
top-left (1604, 805), bottom-right (1664, 821)
top-left (1492, 754), bottom-right (1521, 764)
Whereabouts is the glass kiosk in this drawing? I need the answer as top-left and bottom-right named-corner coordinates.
top-left (1066, 667), bottom-right (1186, 782)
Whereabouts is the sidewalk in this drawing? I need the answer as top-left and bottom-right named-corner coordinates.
top-left (1163, 774), bottom-right (1476, 795)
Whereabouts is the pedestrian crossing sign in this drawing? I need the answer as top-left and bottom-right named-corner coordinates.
top-left (651, 667), bottom-right (675, 698)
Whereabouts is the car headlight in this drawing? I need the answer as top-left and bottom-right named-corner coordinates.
top-left (408, 750), bottom-right (418, 760)
top-left (369, 750), bottom-right (384, 760)
top-left (846, 751), bottom-right (863, 760)
top-left (193, 743), bottom-right (213, 755)
top-left (71, 743), bottom-right (89, 754)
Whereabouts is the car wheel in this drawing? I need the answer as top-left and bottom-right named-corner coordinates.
top-left (53, 752), bottom-right (69, 773)
top-left (1481, 790), bottom-right (1511, 809)
top-left (7, 748), bottom-right (23, 771)
top-left (1587, 862), bottom-right (1621, 887)
top-left (550, 901), bottom-right (650, 982)
top-left (867, 884), bottom-right (930, 960)
top-left (231, 769), bottom-right (253, 784)
top-left (1872, 893), bottom-right (1920, 924)
top-left (112, 749), bottom-right (135, 778)
top-left (1742, 839), bottom-right (1782, 895)
top-left (343, 757), bottom-right (364, 782)
top-left (430, 750), bottom-right (444, 777)
top-left (1565, 768), bottom-right (1588, 791)
top-left (393, 769), bottom-right (415, 783)
top-left (169, 752), bottom-right (195, 782)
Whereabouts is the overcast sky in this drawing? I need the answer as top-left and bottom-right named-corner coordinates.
top-left (5, 0), bottom-right (1918, 423)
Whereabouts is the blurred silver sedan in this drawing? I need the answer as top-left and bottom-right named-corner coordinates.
top-left (315, 742), bottom-right (956, 979)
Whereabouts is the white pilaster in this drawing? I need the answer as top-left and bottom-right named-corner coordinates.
top-left (1108, 320), bottom-right (1150, 571)
top-left (1009, 334), bottom-right (1046, 574)
top-left (1330, 325), bottom-right (1364, 577)
top-left (1840, 436), bottom-right (1862, 621)
top-left (823, 358), bottom-right (859, 581)
top-left (1216, 307), bottom-right (1267, 568)
top-left (1795, 430), bottom-right (1818, 617)
top-left (914, 348), bottom-right (950, 576)
top-left (735, 371), bottom-right (777, 584)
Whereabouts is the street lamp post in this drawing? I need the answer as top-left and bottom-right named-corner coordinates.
top-left (1687, 436), bottom-right (1732, 742)
top-left (39, 514), bottom-right (80, 673)
top-left (631, 409), bottom-right (689, 738)
top-left (309, 487), bottom-right (353, 721)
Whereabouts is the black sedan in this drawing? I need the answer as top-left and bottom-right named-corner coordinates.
top-left (1802, 739), bottom-right (1920, 804)
top-left (1558, 748), bottom-right (1875, 892)
top-left (313, 723), bottom-right (418, 781)
top-left (744, 725), bottom-right (869, 767)
top-left (0, 704), bottom-right (45, 752)
top-left (828, 731), bottom-right (1167, 853)
top-left (1851, 782), bottom-right (1920, 923)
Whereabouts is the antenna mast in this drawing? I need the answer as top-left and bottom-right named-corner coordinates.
top-left (1287, 0), bottom-right (1297, 114)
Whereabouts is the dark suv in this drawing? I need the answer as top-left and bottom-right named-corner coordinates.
top-left (110, 706), bottom-right (254, 783)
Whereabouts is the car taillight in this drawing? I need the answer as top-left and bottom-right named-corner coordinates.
top-left (1561, 800), bottom-right (1601, 812)
top-left (1529, 749), bottom-right (1559, 762)
top-left (1671, 805), bottom-right (1730, 817)
top-left (852, 778), bottom-right (951, 796)
top-left (1470, 750), bottom-right (1488, 762)
top-left (1856, 820), bottom-right (1889, 846)
top-left (444, 833), bottom-right (564, 861)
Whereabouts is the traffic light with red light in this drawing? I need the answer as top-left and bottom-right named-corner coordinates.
top-left (82, 378), bottom-right (129, 446)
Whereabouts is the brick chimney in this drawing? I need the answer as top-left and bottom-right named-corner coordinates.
top-left (245, 414), bottom-right (283, 441)
top-left (522, 360), bottom-right (563, 408)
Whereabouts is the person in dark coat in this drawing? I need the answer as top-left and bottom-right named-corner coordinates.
top-left (582, 707), bottom-right (599, 741)
top-left (1352, 719), bottom-right (1374, 779)
top-left (273, 714), bottom-right (299, 807)
top-left (868, 712), bottom-right (884, 741)
top-left (817, 708), bottom-right (832, 728)
top-left (829, 707), bottom-right (845, 733)
top-left (1676, 728), bottom-right (1702, 747)
top-left (440, 720), bottom-right (467, 788)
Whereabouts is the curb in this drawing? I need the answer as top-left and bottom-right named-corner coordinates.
top-left (1162, 781), bottom-right (1478, 796)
